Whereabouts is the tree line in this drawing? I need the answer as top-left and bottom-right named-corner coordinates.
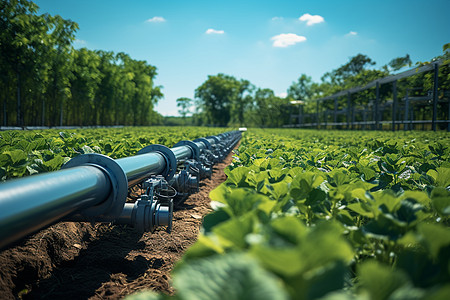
top-left (177, 75), bottom-right (291, 127)
top-left (179, 45), bottom-right (448, 128)
top-left (1, 0), bottom-right (162, 127)
top-left (2, 1), bottom-right (447, 128)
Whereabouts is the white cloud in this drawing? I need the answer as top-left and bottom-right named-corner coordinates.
top-left (271, 33), bottom-right (306, 48)
top-left (277, 92), bottom-right (288, 98)
top-left (271, 16), bottom-right (284, 21)
top-left (299, 13), bottom-right (324, 26)
top-left (346, 31), bottom-right (358, 36)
top-left (146, 16), bottom-right (166, 23)
top-left (74, 39), bottom-right (86, 45)
top-left (73, 39), bottom-right (87, 48)
top-left (206, 28), bottom-right (225, 35)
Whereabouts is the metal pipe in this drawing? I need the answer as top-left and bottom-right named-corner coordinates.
top-left (0, 166), bottom-right (111, 249)
top-left (0, 130), bottom-right (241, 249)
top-left (116, 152), bottom-right (166, 187)
top-left (170, 145), bottom-right (193, 161)
top-left (206, 137), bottom-right (216, 145)
top-left (194, 141), bottom-right (206, 150)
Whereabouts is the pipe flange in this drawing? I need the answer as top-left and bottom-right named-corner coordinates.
top-left (193, 138), bottom-right (212, 150)
top-left (62, 153), bottom-right (128, 219)
top-left (173, 140), bottom-right (200, 160)
top-left (137, 144), bottom-right (177, 181)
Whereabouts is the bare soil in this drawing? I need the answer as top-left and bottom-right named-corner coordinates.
top-left (0, 148), bottom-right (235, 299)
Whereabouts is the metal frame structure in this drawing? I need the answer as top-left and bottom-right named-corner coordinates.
top-left (0, 130), bottom-right (241, 249)
top-left (287, 60), bottom-right (450, 131)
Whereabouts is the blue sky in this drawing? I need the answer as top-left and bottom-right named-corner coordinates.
top-left (34, 0), bottom-right (450, 116)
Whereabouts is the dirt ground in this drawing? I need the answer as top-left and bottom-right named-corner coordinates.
top-left (0, 148), bottom-right (235, 299)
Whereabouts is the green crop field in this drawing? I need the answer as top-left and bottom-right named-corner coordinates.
top-left (1, 127), bottom-right (449, 299)
top-left (0, 127), bottom-right (226, 181)
top-left (128, 128), bottom-right (450, 300)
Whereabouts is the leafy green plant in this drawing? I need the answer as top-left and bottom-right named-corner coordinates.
top-left (128, 129), bottom-right (449, 300)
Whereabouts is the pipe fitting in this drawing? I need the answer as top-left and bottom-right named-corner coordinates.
top-left (173, 140), bottom-right (201, 160)
top-left (137, 144), bottom-right (177, 180)
top-left (116, 197), bottom-right (173, 233)
top-left (62, 153), bottom-right (128, 221)
top-left (170, 170), bottom-right (199, 195)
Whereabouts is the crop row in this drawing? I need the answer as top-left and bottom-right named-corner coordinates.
top-left (0, 127), bottom-right (227, 181)
top-left (130, 129), bottom-right (450, 300)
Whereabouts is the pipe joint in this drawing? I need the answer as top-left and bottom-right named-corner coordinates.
top-left (170, 170), bottom-right (199, 199)
top-left (173, 140), bottom-right (200, 160)
top-left (137, 144), bottom-right (177, 180)
top-left (185, 159), bottom-right (212, 179)
top-left (62, 153), bottom-right (128, 220)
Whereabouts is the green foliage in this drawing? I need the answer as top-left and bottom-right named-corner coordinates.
top-left (132, 129), bottom-right (450, 300)
top-left (176, 97), bottom-right (192, 120)
top-left (0, 0), bottom-right (162, 127)
top-left (195, 73), bottom-right (253, 126)
top-left (0, 126), bottom-right (227, 180)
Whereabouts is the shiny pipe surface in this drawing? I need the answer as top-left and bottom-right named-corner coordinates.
top-left (194, 141), bottom-right (207, 151)
top-left (116, 152), bottom-right (166, 187)
top-left (170, 145), bottom-right (193, 162)
top-left (206, 137), bottom-right (216, 145)
top-left (0, 166), bottom-right (110, 249)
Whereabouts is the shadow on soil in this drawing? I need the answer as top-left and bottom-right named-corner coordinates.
top-left (24, 226), bottom-right (147, 299)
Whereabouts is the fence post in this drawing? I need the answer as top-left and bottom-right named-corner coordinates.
top-left (334, 97), bottom-right (338, 129)
top-left (392, 80), bottom-right (397, 131)
top-left (316, 100), bottom-right (320, 129)
top-left (432, 63), bottom-right (438, 131)
top-left (404, 90), bottom-right (410, 131)
top-left (375, 81), bottom-right (380, 130)
top-left (347, 92), bottom-right (351, 129)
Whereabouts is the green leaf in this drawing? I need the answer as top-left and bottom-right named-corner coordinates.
top-left (210, 187), bottom-right (273, 218)
top-left (435, 167), bottom-right (450, 188)
top-left (181, 235), bottom-right (224, 262)
top-left (270, 216), bottom-right (307, 245)
top-left (251, 245), bottom-right (304, 276)
top-left (424, 284), bottom-right (450, 300)
top-left (303, 261), bottom-right (349, 300)
top-left (363, 213), bottom-right (406, 240)
top-left (172, 253), bottom-right (288, 300)
top-left (0, 167), bottom-right (6, 180)
top-left (45, 155), bottom-right (68, 170)
top-left (125, 290), bottom-right (167, 300)
top-left (431, 187), bottom-right (450, 216)
top-left (252, 222), bottom-right (353, 277)
top-left (3, 149), bottom-right (28, 167)
top-left (225, 166), bottom-right (252, 187)
top-left (290, 171), bottom-right (324, 201)
top-left (202, 209), bottom-right (231, 233)
top-left (358, 261), bottom-right (409, 300)
top-left (213, 214), bottom-right (255, 249)
top-left (347, 202), bottom-right (374, 218)
top-left (78, 145), bottom-right (96, 154)
top-left (417, 223), bottom-right (450, 259)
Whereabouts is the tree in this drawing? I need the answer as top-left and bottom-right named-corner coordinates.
top-left (388, 54), bottom-right (412, 71)
top-left (176, 97), bottom-right (192, 120)
top-left (0, 0), bottom-right (163, 127)
top-left (229, 79), bottom-right (254, 126)
top-left (321, 54), bottom-right (376, 85)
top-left (0, 0), bottom-right (78, 126)
top-left (287, 74), bottom-right (316, 101)
top-left (195, 73), bottom-right (251, 126)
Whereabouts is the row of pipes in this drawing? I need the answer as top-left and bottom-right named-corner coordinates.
top-left (0, 130), bottom-right (242, 250)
